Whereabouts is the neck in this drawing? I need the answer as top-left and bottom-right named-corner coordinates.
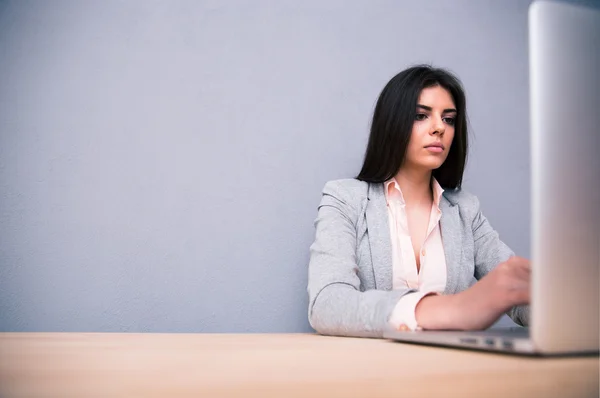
top-left (394, 167), bottom-right (433, 206)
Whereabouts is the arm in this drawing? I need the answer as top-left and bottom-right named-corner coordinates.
top-left (415, 195), bottom-right (530, 330)
top-left (307, 182), bottom-right (414, 338)
top-left (416, 257), bottom-right (530, 330)
top-left (470, 196), bottom-right (530, 327)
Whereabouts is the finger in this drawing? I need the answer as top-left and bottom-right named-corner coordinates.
top-left (519, 258), bottom-right (531, 272)
top-left (510, 282), bottom-right (531, 305)
top-left (517, 286), bottom-right (530, 305)
top-left (510, 256), bottom-right (531, 273)
top-left (515, 263), bottom-right (532, 280)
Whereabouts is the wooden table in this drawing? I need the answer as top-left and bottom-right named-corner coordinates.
top-left (0, 333), bottom-right (597, 397)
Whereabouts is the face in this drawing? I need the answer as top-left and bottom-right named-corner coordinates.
top-left (402, 85), bottom-right (456, 172)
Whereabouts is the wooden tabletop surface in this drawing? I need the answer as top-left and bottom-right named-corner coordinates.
top-left (0, 333), bottom-right (597, 397)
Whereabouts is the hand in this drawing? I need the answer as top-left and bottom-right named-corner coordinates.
top-left (473, 256), bottom-right (531, 309)
top-left (457, 256), bottom-right (531, 329)
top-left (415, 256), bottom-right (531, 330)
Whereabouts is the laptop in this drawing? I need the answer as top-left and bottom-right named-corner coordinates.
top-left (384, 0), bottom-right (600, 355)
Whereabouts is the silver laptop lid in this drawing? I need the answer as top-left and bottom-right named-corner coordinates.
top-left (529, 1), bottom-right (600, 353)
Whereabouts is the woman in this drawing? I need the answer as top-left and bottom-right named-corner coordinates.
top-left (307, 65), bottom-right (530, 338)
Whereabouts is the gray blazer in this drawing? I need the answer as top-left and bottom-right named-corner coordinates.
top-left (307, 179), bottom-right (529, 338)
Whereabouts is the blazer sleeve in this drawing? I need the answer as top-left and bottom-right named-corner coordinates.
top-left (307, 181), bottom-right (414, 338)
top-left (471, 195), bottom-right (530, 327)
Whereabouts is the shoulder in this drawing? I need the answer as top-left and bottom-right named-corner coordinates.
top-left (321, 178), bottom-right (370, 208)
top-left (323, 178), bottom-right (369, 196)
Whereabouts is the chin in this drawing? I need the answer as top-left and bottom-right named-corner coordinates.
top-left (417, 160), bottom-right (445, 171)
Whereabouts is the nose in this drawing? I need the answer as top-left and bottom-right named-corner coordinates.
top-left (431, 116), bottom-right (445, 135)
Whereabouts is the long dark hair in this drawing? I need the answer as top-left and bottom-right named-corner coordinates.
top-left (356, 65), bottom-right (468, 189)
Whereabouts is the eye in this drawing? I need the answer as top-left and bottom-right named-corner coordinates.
top-left (443, 117), bottom-right (456, 126)
top-left (415, 113), bottom-right (427, 121)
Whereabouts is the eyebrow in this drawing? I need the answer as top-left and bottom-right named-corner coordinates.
top-left (417, 104), bottom-right (457, 113)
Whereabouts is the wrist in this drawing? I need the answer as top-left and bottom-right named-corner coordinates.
top-left (415, 293), bottom-right (462, 330)
top-left (451, 290), bottom-right (473, 330)
top-left (453, 285), bottom-right (507, 330)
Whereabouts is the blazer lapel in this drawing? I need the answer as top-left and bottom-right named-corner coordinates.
top-left (366, 183), bottom-right (393, 290)
top-left (440, 195), bottom-right (463, 294)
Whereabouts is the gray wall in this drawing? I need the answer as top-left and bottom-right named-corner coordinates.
top-left (0, 0), bottom-right (573, 332)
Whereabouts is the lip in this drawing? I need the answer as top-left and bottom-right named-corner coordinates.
top-left (424, 143), bottom-right (445, 151)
